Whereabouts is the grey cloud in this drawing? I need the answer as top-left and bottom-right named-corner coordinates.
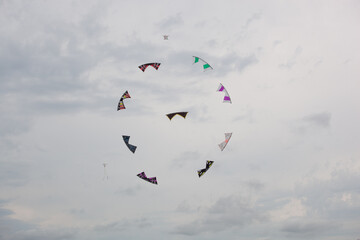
top-left (172, 151), bottom-right (201, 168)
top-left (279, 46), bottom-right (302, 69)
top-left (273, 40), bottom-right (282, 47)
top-left (214, 53), bottom-right (258, 77)
top-left (243, 180), bottom-right (265, 191)
top-left (0, 202), bottom-right (77, 240)
top-left (302, 112), bottom-right (331, 128)
top-left (244, 12), bottom-right (262, 28)
top-left (115, 184), bottom-right (142, 196)
top-left (294, 170), bottom-right (360, 220)
top-left (173, 194), bottom-right (267, 235)
top-left (157, 13), bottom-right (183, 30)
top-left (281, 220), bottom-right (339, 237)
top-left (0, 160), bottom-right (31, 187)
top-left (176, 200), bottom-right (194, 213)
top-left (94, 217), bottom-right (152, 232)
top-left (291, 112), bottom-right (331, 134)
top-left (7, 229), bottom-right (77, 240)
top-left (233, 109), bottom-right (254, 123)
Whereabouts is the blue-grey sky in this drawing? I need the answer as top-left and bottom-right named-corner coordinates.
top-left (1, 0), bottom-right (360, 239)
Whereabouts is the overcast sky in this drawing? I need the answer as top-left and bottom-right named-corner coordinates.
top-left (1, 0), bottom-right (360, 239)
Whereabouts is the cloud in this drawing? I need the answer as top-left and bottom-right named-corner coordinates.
top-left (0, 201), bottom-right (77, 240)
top-left (291, 112), bottom-right (332, 134)
top-left (279, 46), bottom-right (302, 69)
top-left (243, 12), bottom-right (262, 29)
top-left (172, 194), bottom-right (267, 235)
top-left (172, 151), bottom-right (201, 168)
top-left (115, 185), bottom-right (143, 196)
top-left (0, 161), bottom-right (30, 187)
top-left (157, 13), bottom-right (183, 30)
top-left (302, 112), bottom-right (331, 128)
top-left (215, 53), bottom-right (258, 76)
top-left (281, 219), bottom-right (339, 237)
top-left (93, 217), bottom-right (152, 232)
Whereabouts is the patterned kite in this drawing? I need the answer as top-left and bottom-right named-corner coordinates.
top-left (193, 56), bottom-right (213, 71)
top-left (163, 35), bottom-right (169, 40)
top-left (219, 133), bottom-right (232, 151)
top-left (137, 172), bottom-right (158, 185)
top-left (217, 83), bottom-right (232, 103)
top-left (122, 135), bottom-right (137, 153)
top-left (138, 63), bottom-right (161, 72)
top-left (117, 90), bottom-right (131, 110)
top-left (197, 160), bottom-right (214, 177)
top-left (166, 112), bottom-right (188, 120)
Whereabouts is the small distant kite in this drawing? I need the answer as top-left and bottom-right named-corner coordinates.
top-left (197, 160), bottom-right (214, 177)
top-left (122, 135), bottom-right (137, 153)
top-left (138, 63), bottom-right (161, 72)
top-left (193, 56), bottom-right (213, 71)
top-left (219, 133), bottom-right (232, 151)
top-left (103, 163), bottom-right (108, 180)
top-left (117, 90), bottom-right (131, 110)
top-left (217, 83), bottom-right (232, 103)
top-left (166, 112), bottom-right (188, 120)
top-left (163, 35), bottom-right (169, 40)
top-left (137, 172), bottom-right (158, 185)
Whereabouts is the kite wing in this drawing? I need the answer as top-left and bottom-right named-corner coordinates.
top-left (193, 56), bottom-right (213, 71)
top-left (138, 63), bottom-right (161, 72)
top-left (197, 160), bottom-right (214, 177)
top-left (117, 90), bottom-right (131, 110)
top-left (217, 83), bottom-right (232, 103)
top-left (122, 135), bottom-right (137, 153)
top-left (137, 172), bottom-right (158, 185)
top-left (166, 112), bottom-right (188, 120)
top-left (218, 133), bottom-right (232, 151)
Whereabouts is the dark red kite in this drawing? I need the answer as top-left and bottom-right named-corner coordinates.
top-left (166, 112), bottom-right (188, 120)
top-left (138, 63), bottom-right (161, 72)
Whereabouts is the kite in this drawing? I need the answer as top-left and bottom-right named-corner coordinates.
top-left (117, 90), bottom-right (131, 110)
top-left (122, 135), bottom-right (137, 153)
top-left (217, 83), bottom-right (232, 103)
top-left (197, 160), bottom-right (214, 177)
top-left (137, 172), bottom-right (158, 185)
top-left (138, 63), bottom-right (161, 72)
top-left (166, 112), bottom-right (188, 120)
top-left (103, 163), bottom-right (108, 180)
top-left (219, 133), bottom-right (232, 151)
top-left (193, 56), bottom-right (213, 71)
top-left (163, 35), bottom-right (169, 40)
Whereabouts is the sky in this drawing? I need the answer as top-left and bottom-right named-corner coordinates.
top-left (0, 0), bottom-right (360, 239)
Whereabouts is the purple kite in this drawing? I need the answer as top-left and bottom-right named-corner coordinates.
top-left (217, 83), bottom-right (232, 103)
top-left (137, 172), bottom-right (158, 185)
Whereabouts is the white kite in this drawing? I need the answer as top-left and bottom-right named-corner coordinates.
top-left (219, 133), bottom-right (232, 151)
top-left (103, 163), bottom-right (108, 180)
top-left (193, 56), bottom-right (213, 71)
top-left (217, 83), bottom-right (232, 103)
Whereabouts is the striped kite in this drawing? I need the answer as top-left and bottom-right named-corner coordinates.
top-left (117, 90), bottom-right (131, 110)
top-left (219, 133), bottom-right (232, 151)
top-left (197, 160), bottom-right (214, 177)
top-left (137, 172), bottom-right (158, 185)
top-left (193, 56), bottom-right (213, 71)
top-left (217, 83), bottom-right (232, 103)
top-left (138, 63), bottom-right (161, 72)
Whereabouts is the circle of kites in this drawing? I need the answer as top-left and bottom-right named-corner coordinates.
top-left (107, 37), bottom-right (233, 185)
